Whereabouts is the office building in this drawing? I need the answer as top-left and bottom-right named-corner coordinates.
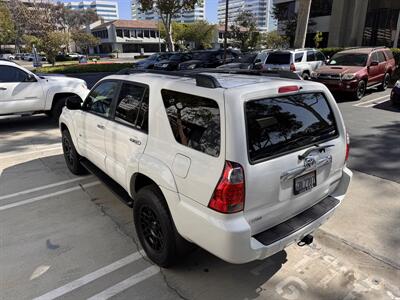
top-left (65, 0), bottom-right (119, 21)
top-left (273, 0), bottom-right (400, 47)
top-left (131, 0), bottom-right (205, 23)
top-left (217, 0), bottom-right (275, 32)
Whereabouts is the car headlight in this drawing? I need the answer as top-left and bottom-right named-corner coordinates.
top-left (395, 80), bottom-right (400, 88)
top-left (187, 64), bottom-right (196, 70)
top-left (342, 73), bottom-right (356, 80)
top-left (311, 71), bottom-right (319, 79)
top-left (162, 63), bottom-right (169, 68)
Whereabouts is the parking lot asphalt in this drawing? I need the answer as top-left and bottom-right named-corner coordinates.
top-left (1, 89), bottom-right (399, 300)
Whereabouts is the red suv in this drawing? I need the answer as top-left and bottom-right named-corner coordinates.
top-left (311, 47), bottom-right (396, 100)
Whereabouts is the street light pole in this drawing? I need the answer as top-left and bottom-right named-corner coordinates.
top-left (223, 0), bottom-right (229, 63)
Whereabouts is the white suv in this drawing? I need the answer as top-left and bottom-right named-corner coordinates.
top-left (0, 60), bottom-right (88, 120)
top-left (60, 70), bottom-right (352, 267)
top-left (264, 49), bottom-right (327, 79)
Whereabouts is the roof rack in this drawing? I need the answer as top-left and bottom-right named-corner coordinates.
top-left (116, 68), bottom-right (301, 89)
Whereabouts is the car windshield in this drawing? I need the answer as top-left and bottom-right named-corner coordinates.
top-left (240, 54), bottom-right (257, 63)
top-left (329, 53), bottom-right (368, 66)
top-left (192, 52), bottom-right (214, 60)
top-left (265, 52), bottom-right (291, 64)
top-left (169, 54), bottom-right (185, 61)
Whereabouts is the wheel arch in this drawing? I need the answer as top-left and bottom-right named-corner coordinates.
top-left (50, 92), bottom-right (79, 111)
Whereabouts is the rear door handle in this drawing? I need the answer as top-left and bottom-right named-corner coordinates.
top-left (97, 124), bottom-right (105, 130)
top-left (129, 138), bottom-right (141, 145)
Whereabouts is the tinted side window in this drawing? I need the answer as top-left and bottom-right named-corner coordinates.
top-left (0, 66), bottom-right (28, 82)
top-left (377, 51), bottom-right (386, 63)
top-left (161, 90), bottom-right (220, 157)
top-left (294, 53), bottom-right (304, 62)
top-left (84, 81), bottom-right (118, 118)
top-left (371, 52), bottom-right (379, 63)
top-left (115, 83), bottom-right (148, 132)
top-left (245, 93), bottom-right (338, 163)
top-left (307, 51), bottom-right (316, 61)
top-left (316, 51), bottom-right (325, 61)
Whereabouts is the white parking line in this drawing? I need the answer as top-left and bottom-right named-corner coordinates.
top-left (33, 252), bottom-right (143, 300)
top-left (0, 145), bottom-right (62, 159)
top-left (0, 177), bottom-right (91, 201)
top-left (354, 95), bottom-right (390, 107)
top-left (0, 181), bottom-right (100, 211)
top-left (87, 266), bottom-right (159, 300)
top-left (363, 98), bottom-right (390, 107)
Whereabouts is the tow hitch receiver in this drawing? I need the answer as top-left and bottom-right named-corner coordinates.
top-left (297, 234), bottom-right (314, 247)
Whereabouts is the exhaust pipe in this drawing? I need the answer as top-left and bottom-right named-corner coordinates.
top-left (297, 234), bottom-right (313, 247)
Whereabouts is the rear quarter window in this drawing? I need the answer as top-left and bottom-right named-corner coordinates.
top-left (245, 92), bottom-right (338, 163)
top-left (161, 90), bottom-right (220, 157)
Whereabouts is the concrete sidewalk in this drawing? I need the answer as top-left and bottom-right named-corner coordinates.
top-left (322, 170), bottom-right (400, 270)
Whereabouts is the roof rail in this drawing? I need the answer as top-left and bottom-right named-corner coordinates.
top-left (116, 68), bottom-right (301, 89)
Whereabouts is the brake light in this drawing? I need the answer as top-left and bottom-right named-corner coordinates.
top-left (278, 85), bottom-right (299, 93)
top-left (290, 63), bottom-right (296, 72)
top-left (208, 161), bottom-right (245, 214)
top-left (345, 132), bottom-right (350, 162)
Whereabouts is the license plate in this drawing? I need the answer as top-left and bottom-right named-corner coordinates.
top-left (294, 171), bottom-right (317, 195)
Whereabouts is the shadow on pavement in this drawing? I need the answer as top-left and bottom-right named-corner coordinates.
top-left (0, 114), bottom-right (57, 132)
top-left (349, 121), bottom-right (400, 183)
top-left (373, 100), bottom-right (400, 113)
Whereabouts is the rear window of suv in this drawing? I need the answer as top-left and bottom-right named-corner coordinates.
top-left (245, 92), bottom-right (338, 163)
top-left (266, 52), bottom-right (291, 64)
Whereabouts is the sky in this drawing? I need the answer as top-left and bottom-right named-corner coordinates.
top-left (117, 0), bottom-right (218, 22)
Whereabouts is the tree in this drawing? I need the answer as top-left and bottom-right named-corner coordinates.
top-left (138, 0), bottom-right (200, 51)
top-left (259, 30), bottom-right (288, 49)
top-left (314, 31), bottom-right (323, 48)
top-left (71, 30), bottom-right (100, 55)
top-left (271, 2), bottom-right (315, 47)
top-left (185, 21), bottom-right (216, 49)
top-left (229, 11), bottom-right (260, 51)
top-left (0, 3), bottom-right (15, 52)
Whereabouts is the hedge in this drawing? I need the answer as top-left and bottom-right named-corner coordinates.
top-left (34, 62), bottom-right (133, 74)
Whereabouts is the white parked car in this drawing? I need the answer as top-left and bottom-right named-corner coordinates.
top-left (264, 48), bottom-right (327, 79)
top-left (0, 60), bottom-right (89, 120)
top-left (60, 70), bottom-right (352, 267)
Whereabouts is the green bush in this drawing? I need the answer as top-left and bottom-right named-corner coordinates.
top-left (55, 55), bottom-right (78, 62)
top-left (34, 63), bottom-right (133, 74)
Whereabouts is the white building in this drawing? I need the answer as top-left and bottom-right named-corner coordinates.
top-left (131, 0), bottom-right (205, 23)
top-left (91, 20), bottom-right (165, 55)
top-left (65, 0), bottom-right (119, 21)
top-left (218, 0), bottom-right (275, 32)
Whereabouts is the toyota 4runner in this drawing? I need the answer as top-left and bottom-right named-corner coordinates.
top-left (60, 69), bottom-right (352, 267)
top-left (311, 47), bottom-right (396, 100)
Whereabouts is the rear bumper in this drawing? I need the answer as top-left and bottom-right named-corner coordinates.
top-left (169, 167), bottom-right (352, 264)
top-left (313, 79), bottom-right (359, 92)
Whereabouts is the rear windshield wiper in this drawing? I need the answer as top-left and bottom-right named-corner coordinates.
top-left (298, 144), bottom-right (335, 160)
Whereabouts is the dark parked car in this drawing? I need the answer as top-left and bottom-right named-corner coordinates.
top-left (178, 49), bottom-right (240, 70)
top-left (133, 52), bottom-right (174, 69)
top-left (154, 52), bottom-right (192, 71)
top-left (217, 52), bottom-right (258, 70)
top-left (311, 47), bottom-right (396, 100)
top-left (391, 80), bottom-right (400, 106)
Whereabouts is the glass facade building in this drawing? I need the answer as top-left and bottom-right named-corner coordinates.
top-left (65, 0), bottom-right (119, 21)
top-left (218, 0), bottom-right (276, 32)
top-left (131, 1), bottom-right (205, 23)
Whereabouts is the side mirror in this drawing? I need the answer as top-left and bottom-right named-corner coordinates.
top-left (65, 95), bottom-right (82, 110)
top-left (370, 61), bottom-right (379, 66)
top-left (25, 73), bottom-right (37, 82)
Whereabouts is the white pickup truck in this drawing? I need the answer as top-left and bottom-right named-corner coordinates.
top-left (0, 60), bottom-right (89, 120)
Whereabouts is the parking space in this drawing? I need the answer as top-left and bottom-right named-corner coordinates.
top-left (1, 89), bottom-right (399, 300)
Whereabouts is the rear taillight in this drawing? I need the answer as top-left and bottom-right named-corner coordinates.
top-left (290, 63), bottom-right (296, 72)
top-left (208, 161), bottom-right (245, 214)
top-left (278, 85), bottom-right (299, 93)
top-left (345, 132), bottom-right (350, 162)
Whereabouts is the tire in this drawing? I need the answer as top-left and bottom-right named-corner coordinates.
top-left (353, 80), bottom-right (366, 100)
top-left (50, 97), bottom-right (67, 122)
top-left (62, 129), bottom-right (86, 175)
top-left (133, 185), bottom-right (191, 267)
top-left (378, 73), bottom-right (390, 91)
top-left (302, 72), bottom-right (310, 80)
